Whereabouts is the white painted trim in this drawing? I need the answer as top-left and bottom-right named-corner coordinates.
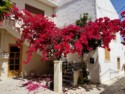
top-left (37, 0), bottom-right (58, 7)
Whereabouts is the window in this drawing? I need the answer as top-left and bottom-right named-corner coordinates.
top-left (117, 57), bottom-right (120, 70)
top-left (90, 57), bottom-right (94, 64)
top-left (113, 34), bottom-right (117, 42)
top-left (105, 49), bottom-right (110, 61)
top-left (9, 46), bottom-right (20, 70)
top-left (25, 4), bottom-right (44, 15)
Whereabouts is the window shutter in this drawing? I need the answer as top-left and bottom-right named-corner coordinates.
top-left (117, 58), bottom-right (120, 70)
top-left (105, 49), bottom-right (110, 61)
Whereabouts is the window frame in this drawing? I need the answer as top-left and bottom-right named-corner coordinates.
top-left (105, 49), bottom-right (110, 61)
top-left (25, 4), bottom-right (44, 15)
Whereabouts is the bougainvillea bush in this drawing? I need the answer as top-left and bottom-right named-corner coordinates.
top-left (120, 11), bottom-right (125, 42)
top-left (10, 5), bottom-right (75, 63)
top-left (10, 6), bottom-right (63, 63)
top-left (78, 17), bottom-right (120, 53)
top-left (0, 1), bottom-right (125, 64)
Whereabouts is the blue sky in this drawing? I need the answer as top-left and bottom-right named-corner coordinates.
top-left (111, 0), bottom-right (125, 41)
top-left (111, 0), bottom-right (125, 16)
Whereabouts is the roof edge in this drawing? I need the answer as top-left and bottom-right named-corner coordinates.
top-left (38, 0), bottom-right (58, 7)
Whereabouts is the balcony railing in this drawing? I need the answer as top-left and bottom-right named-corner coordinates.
top-left (2, 17), bottom-right (22, 33)
top-left (1, 17), bottom-right (43, 56)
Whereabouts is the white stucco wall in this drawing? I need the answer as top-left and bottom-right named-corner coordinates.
top-left (0, 0), bottom-right (55, 80)
top-left (22, 45), bottom-right (50, 76)
top-left (0, 30), bottom-right (50, 80)
top-left (55, 0), bottom-right (96, 27)
top-left (96, 0), bottom-right (125, 83)
top-left (84, 49), bottom-right (100, 83)
top-left (11, 0), bottom-right (54, 19)
top-left (0, 0), bottom-right (124, 83)
top-left (0, 30), bottom-right (18, 80)
top-left (55, 0), bottom-right (125, 83)
top-left (55, 0), bottom-right (101, 83)
top-left (99, 42), bottom-right (125, 83)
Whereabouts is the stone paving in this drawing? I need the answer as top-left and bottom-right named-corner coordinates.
top-left (0, 78), bottom-right (56, 94)
top-left (100, 77), bottom-right (125, 94)
top-left (63, 84), bottom-right (105, 94)
top-left (64, 77), bottom-right (125, 94)
top-left (0, 77), bottom-right (125, 94)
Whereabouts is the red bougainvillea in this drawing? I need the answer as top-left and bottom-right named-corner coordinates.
top-left (9, 6), bottom-right (74, 63)
top-left (120, 11), bottom-right (125, 42)
top-left (52, 14), bottom-right (57, 18)
top-left (1, 4), bottom-right (125, 64)
top-left (78, 17), bottom-right (121, 53)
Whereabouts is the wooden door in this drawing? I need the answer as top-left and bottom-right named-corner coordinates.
top-left (8, 45), bottom-right (22, 78)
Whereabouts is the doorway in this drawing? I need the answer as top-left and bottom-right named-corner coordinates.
top-left (8, 45), bottom-right (22, 78)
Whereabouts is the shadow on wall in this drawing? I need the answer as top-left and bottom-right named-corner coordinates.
top-left (66, 48), bottom-right (101, 84)
top-left (22, 45), bottom-right (51, 77)
top-left (84, 48), bottom-right (101, 84)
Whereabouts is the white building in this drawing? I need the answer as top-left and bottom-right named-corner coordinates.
top-left (0, 0), bottom-right (124, 85)
top-left (0, 0), bottom-right (58, 80)
top-left (97, 0), bottom-right (125, 83)
top-left (55, 0), bottom-right (125, 83)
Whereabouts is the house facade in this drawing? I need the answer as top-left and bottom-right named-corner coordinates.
top-left (55, 0), bottom-right (125, 83)
top-left (0, 0), bottom-right (58, 80)
top-left (0, 0), bottom-right (124, 84)
top-left (96, 0), bottom-right (125, 83)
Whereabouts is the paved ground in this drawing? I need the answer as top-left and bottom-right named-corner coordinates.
top-left (0, 78), bottom-right (56, 94)
top-left (0, 77), bottom-right (125, 94)
top-left (100, 77), bottom-right (125, 94)
top-left (63, 84), bottom-right (105, 94)
top-left (64, 77), bottom-right (125, 94)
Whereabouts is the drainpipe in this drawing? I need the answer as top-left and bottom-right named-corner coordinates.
top-left (52, 7), bottom-right (57, 23)
top-left (94, 0), bottom-right (97, 19)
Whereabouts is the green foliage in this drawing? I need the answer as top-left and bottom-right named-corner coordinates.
top-left (0, 0), bottom-right (12, 20)
top-left (82, 62), bottom-right (89, 84)
top-left (78, 62), bottom-right (90, 84)
top-left (48, 60), bottom-right (54, 74)
top-left (76, 13), bottom-right (90, 84)
top-left (76, 13), bottom-right (102, 53)
top-left (76, 13), bottom-right (91, 27)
